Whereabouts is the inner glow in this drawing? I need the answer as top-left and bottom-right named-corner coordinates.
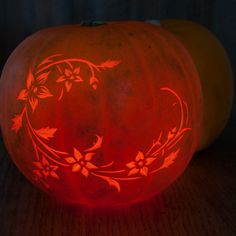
top-left (11, 54), bottom-right (191, 192)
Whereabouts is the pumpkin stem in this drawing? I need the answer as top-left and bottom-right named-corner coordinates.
top-left (80, 21), bottom-right (106, 27)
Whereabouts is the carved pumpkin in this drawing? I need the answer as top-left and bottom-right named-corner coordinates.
top-left (0, 20), bottom-right (230, 206)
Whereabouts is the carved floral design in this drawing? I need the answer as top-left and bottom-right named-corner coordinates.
top-left (56, 67), bottom-right (83, 92)
top-left (17, 69), bottom-right (52, 111)
top-left (11, 54), bottom-right (191, 192)
top-left (33, 156), bottom-right (59, 180)
top-left (65, 148), bottom-right (98, 177)
top-left (126, 151), bottom-right (156, 176)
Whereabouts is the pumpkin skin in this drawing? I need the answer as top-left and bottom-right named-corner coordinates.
top-left (161, 19), bottom-right (234, 151)
top-left (0, 21), bottom-right (202, 206)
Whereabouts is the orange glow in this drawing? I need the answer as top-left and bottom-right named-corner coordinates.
top-left (0, 22), bottom-right (202, 206)
top-left (11, 54), bottom-right (192, 193)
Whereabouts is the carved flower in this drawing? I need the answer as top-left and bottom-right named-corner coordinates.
top-left (17, 69), bottom-right (52, 111)
top-left (126, 151), bottom-right (156, 176)
top-left (65, 148), bottom-right (98, 177)
top-left (56, 67), bottom-right (83, 92)
top-left (33, 156), bottom-right (59, 179)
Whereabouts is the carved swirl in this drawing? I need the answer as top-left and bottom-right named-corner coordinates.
top-left (11, 54), bottom-right (191, 192)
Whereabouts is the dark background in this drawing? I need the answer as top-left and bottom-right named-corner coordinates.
top-left (0, 0), bottom-right (236, 235)
top-left (0, 0), bottom-right (236, 116)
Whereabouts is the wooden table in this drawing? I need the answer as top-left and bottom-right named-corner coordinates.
top-left (0, 121), bottom-right (236, 236)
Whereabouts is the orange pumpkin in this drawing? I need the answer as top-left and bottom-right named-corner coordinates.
top-left (0, 20), bottom-right (230, 206)
top-left (161, 19), bottom-right (234, 150)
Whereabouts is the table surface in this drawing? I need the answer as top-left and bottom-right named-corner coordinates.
top-left (0, 120), bottom-right (236, 236)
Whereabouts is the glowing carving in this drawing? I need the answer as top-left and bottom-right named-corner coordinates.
top-left (17, 69), bottom-right (52, 111)
top-left (11, 54), bottom-right (191, 192)
top-left (56, 67), bottom-right (83, 92)
top-left (65, 148), bottom-right (98, 176)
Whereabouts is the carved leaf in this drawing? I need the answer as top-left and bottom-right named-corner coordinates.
top-left (89, 76), bottom-right (99, 85)
top-left (107, 177), bottom-right (120, 192)
top-left (84, 135), bottom-right (103, 152)
top-left (50, 171), bottom-right (60, 180)
top-left (37, 54), bottom-right (62, 68)
top-left (152, 139), bottom-right (161, 147)
top-left (97, 175), bottom-right (121, 192)
top-left (73, 148), bottom-right (83, 161)
top-left (17, 89), bottom-right (28, 101)
top-left (171, 127), bottom-right (177, 133)
top-left (140, 166), bottom-right (148, 176)
top-left (11, 112), bottom-right (24, 132)
top-left (167, 131), bottom-right (175, 139)
top-left (26, 69), bottom-right (35, 89)
top-left (128, 168), bottom-right (139, 176)
top-left (74, 67), bottom-right (81, 74)
top-left (37, 71), bottom-right (50, 84)
top-left (81, 167), bottom-right (89, 177)
top-left (161, 149), bottom-right (180, 169)
top-left (34, 127), bottom-right (57, 140)
top-left (37, 86), bottom-right (53, 99)
top-left (99, 60), bottom-right (120, 69)
top-left (65, 157), bottom-right (76, 164)
top-left (29, 97), bottom-right (38, 112)
top-left (65, 68), bottom-right (72, 77)
top-left (135, 151), bottom-right (145, 161)
top-left (65, 81), bottom-right (72, 92)
top-left (126, 161), bottom-right (136, 169)
top-left (56, 75), bottom-right (66, 83)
